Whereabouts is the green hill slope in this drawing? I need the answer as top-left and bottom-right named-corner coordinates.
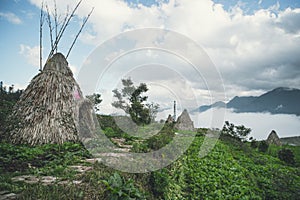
top-left (1, 129), bottom-right (299, 199)
top-left (154, 134), bottom-right (300, 199)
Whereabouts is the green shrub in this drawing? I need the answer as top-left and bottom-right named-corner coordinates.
top-left (0, 83), bottom-right (22, 138)
top-left (278, 148), bottom-right (295, 165)
top-left (196, 128), bottom-right (206, 137)
top-left (131, 142), bottom-right (149, 153)
top-left (250, 140), bottom-right (258, 149)
top-left (147, 124), bottom-right (174, 150)
top-left (0, 142), bottom-right (90, 174)
top-left (98, 115), bottom-right (124, 136)
top-left (258, 141), bottom-right (269, 152)
top-left (104, 127), bottom-right (119, 138)
top-left (150, 168), bottom-right (169, 198)
top-left (102, 173), bottom-right (145, 200)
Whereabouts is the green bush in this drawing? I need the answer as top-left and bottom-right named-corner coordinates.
top-left (278, 148), bottom-right (295, 165)
top-left (0, 142), bottom-right (90, 174)
top-left (131, 142), bottom-right (149, 153)
top-left (258, 141), bottom-right (269, 152)
top-left (102, 173), bottom-right (145, 200)
top-left (0, 83), bottom-right (22, 137)
top-left (150, 169), bottom-right (169, 198)
top-left (104, 127), bottom-right (119, 138)
top-left (147, 124), bottom-right (174, 150)
top-left (250, 140), bottom-right (258, 148)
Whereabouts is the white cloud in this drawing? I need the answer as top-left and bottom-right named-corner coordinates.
top-left (28, 0), bottom-right (300, 99)
top-left (19, 44), bottom-right (40, 67)
top-left (0, 12), bottom-right (22, 24)
top-left (19, 44), bottom-right (78, 75)
top-left (191, 108), bottom-right (300, 140)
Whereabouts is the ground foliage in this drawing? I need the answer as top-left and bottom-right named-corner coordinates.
top-left (0, 113), bottom-right (300, 199)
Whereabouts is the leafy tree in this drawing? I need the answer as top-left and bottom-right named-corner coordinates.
top-left (221, 121), bottom-right (251, 141)
top-left (86, 93), bottom-right (102, 112)
top-left (112, 78), bottom-right (158, 125)
top-left (128, 82), bottom-right (150, 125)
top-left (278, 148), bottom-right (295, 165)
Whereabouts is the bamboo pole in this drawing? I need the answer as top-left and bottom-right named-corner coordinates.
top-left (66, 7), bottom-right (94, 58)
top-left (48, 0), bottom-right (83, 59)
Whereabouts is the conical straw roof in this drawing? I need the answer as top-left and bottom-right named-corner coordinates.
top-left (174, 109), bottom-right (194, 131)
top-left (8, 53), bottom-right (85, 145)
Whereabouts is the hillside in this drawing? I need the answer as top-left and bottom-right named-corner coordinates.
top-left (197, 87), bottom-right (300, 115)
top-left (1, 128), bottom-right (299, 199)
top-left (1, 86), bottom-right (299, 199)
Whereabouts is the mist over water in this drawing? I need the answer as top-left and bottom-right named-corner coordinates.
top-left (190, 108), bottom-right (300, 140)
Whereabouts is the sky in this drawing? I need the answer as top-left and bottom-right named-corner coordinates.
top-left (1, 0), bottom-right (300, 93)
top-left (1, 0), bottom-right (300, 137)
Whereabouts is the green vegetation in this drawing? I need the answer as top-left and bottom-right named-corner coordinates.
top-left (102, 172), bottom-right (146, 200)
top-left (278, 148), bottom-right (295, 165)
top-left (131, 123), bottom-right (175, 152)
top-left (0, 82), bottom-right (22, 135)
top-left (1, 128), bottom-right (299, 199)
top-left (1, 85), bottom-right (299, 199)
top-left (221, 120), bottom-right (251, 141)
top-left (112, 78), bottom-right (159, 125)
top-left (258, 140), bottom-right (269, 152)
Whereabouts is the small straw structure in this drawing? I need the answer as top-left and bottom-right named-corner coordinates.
top-left (8, 53), bottom-right (85, 145)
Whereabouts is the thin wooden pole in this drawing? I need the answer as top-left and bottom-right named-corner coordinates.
top-left (66, 7), bottom-right (94, 59)
top-left (48, 0), bottom-right (82, 59)
top-left (39, 2), bottom-right (44, 71)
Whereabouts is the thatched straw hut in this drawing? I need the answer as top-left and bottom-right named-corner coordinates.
top-left (8, 53), bottom-right (90, 145)
top-left (266, 130), bottom-right (282, 146)
top-left (174, 109), bottom-right (194, 131)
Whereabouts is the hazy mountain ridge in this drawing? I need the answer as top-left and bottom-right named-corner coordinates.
top-left (197, 87), bottom-right (300, 116)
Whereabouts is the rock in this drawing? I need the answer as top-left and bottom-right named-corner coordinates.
top-left (69, 165), bottom-right (93, 173)
top-left (11, 175), bottom-right (39, 183)
top-left (266, 130), bottom-right (282, 146)
top-left (41, 176), bottom-right (57, 185)
top-left (0, 192), bottom-right (17, 200)
top-left (174, 109), bottom-right (194, 131)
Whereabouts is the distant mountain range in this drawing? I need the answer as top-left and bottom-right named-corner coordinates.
top-left (196, 87), bottom-right (300, 116)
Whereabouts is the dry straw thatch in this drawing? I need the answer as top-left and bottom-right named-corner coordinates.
top-left (174, 109), bottom-right (194, 131)
top-left (8, 53), bottom-right (87, 145)
top-left (266, 130), bottom-right (282, 146)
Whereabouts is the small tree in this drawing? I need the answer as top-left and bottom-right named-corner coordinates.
top-left (221, 121), bottom-right (251, 141)
top-left (128, 82), bottom-right (150, 125)
top-left (112, 78), bottom-right (158, 125)
top-left (278, 148), bottom-right (295, 165)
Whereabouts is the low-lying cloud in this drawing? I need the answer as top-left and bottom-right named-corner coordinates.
top-left (190, 108), bottom-right (300, 140)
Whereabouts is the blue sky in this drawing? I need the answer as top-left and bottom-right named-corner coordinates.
top-left (1, 0), bottom-right (300, 100)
